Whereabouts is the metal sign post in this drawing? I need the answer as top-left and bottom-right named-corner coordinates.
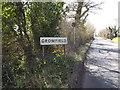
top-left (42, 46), bottom-right (44, 60)
top-left (64, 45), bottom-right (66, 59)
top-left (73, 27), bottom-right (76, 46)
top-left (72, 22), bottom-right (76, 51)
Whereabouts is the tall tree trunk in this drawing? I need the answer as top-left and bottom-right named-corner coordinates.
top-left (30, 17), bottom-right (42, 60)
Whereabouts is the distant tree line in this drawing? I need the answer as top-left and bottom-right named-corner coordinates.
top-left (98, 26), bottom-right (118, 39)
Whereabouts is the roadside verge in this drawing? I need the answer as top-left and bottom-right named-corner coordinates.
top-left (68, 40), bottom-right (93, 88)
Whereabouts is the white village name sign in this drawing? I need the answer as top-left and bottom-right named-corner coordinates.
top-left (40, 37), bottom-right (67, 45)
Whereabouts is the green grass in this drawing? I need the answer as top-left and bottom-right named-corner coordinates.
top-left (112, 37), bottom-right (120, 44)
top-left (99, 36), bottom-right (120, 44)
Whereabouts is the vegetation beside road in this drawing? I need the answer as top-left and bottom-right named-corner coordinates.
top-left (37, 41), bottom-right (92, 88)
top-left (2, 2), bottom-right (98, 88)
top-left (68, 41), bottom-right (92, 88)
top-left (112, 37), bottom-right (120, 44)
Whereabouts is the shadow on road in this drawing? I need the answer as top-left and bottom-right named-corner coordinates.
top-left (95, 43), bottom-right (113, 46)
top-left (82, 67), bottom-right (118, 88)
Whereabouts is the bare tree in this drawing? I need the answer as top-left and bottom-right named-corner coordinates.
top-left (66, 0), bottom-right (103, 26)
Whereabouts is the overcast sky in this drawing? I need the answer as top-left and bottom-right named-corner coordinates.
top-left (87, 0), bottom-right (119, 34)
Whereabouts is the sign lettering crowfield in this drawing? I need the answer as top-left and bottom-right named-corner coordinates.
top-left (40, 37), bottom-right (67, 45)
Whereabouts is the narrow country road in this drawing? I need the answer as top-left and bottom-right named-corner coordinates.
top-left (82, 37), bottom-right (119, 88)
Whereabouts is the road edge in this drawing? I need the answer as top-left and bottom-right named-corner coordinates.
top-left (68, 39), bottom-right (94, 88)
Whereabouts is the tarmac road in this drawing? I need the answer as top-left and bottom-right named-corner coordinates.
top-left (82, 37), bottom-right (119, 88)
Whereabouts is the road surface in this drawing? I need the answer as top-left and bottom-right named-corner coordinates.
top-left (82, 37), bottom-right (119, 88)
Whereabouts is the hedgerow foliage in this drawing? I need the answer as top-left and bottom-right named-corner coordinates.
top-left (2, 2), bottom-right (96, 88)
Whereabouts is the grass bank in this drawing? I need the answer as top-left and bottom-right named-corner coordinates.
top-left (105, 37), bottom-right (120, 44)
top-left (68, 41), bottom-right (92, 88)
top-left (111, 37), bottom-right (120, 44)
